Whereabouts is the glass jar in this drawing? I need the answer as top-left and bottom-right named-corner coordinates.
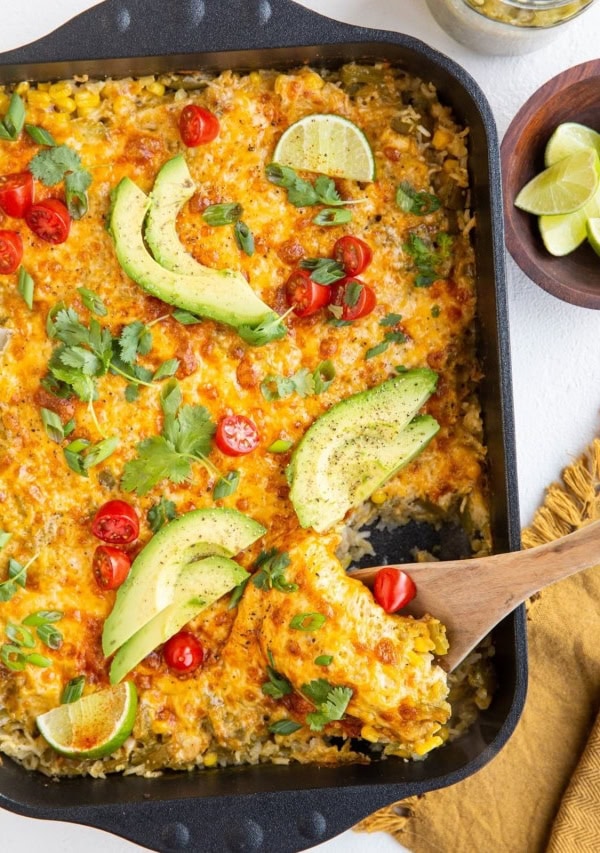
top-left (426, 0), bottom-right (596, 55)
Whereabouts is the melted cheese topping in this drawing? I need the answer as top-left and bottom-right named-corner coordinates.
top-left (0, 66), bottom-right (488, 776)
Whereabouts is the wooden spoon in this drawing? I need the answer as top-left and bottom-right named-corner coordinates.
top-left (348, 519), bottom-right (600, 672)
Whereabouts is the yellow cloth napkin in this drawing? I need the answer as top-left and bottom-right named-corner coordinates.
top-left (356, 439), bottom-right (600, 853)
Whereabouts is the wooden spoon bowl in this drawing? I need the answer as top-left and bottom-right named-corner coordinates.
top-left (502, 59), bottom-right (600, 308)
top-left (349, 519), bottom-right (600, 671)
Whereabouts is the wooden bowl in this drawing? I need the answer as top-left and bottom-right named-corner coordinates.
top-left (502, 60), bottom-right (600, 308)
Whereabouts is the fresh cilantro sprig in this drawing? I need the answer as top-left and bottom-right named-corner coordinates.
top-left (0, 553), bottom-right (39, 604)
top-left (121, 379), bottom-right (218, 496)
top-left (266, 164), bottom-right (363, 224)
top-left (262, 651), bottom-right (293, 700)
top-left (237, 310), bottom-right (289, 347)
top-left (396, 181), bottom-right (441, 216)
top-left (260, 360), bottom-right (335, 401)
top-left (0, 93), bottom-right (25, 141)
top-left (365, 313), bottom-right (407, 360)
top-left (301, 679), bottom-right (353, 732)
top-left (404, 231), bottom-right (453, 288)
top-left (300, 257), bottom-right (345, 285)
top-left (251, 549), bottom-right (297, 593)
top-left (147, 497), bottom-right (178, 533)
top-left (28, 144), bottom-right (92, 220)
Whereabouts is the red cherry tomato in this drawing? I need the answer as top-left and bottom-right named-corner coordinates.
top-left (25, 198), bottom-right (71, 244)
top-left (92, 499), bottom-right (140, 544)
top-left (179, 105), bottom-right (220, 147)
top-left (373, 568), bottom-right (417, 613)
top-left (163, 631), bottom-right (204, 673)
top-left (0, 172), bottom-right (34, 218)
top-left (0, 230), bottom-right (23, 274)
top-left (93, 545), bottom-right (131, 591)
top-left (333, 236), bottom-right (373, 276)
top-left (329, 278), bottom-right (376, 321)
top-left (285, 268), bottom-right (331, 317)
top-left (216, 415), bottom-right (260, 457)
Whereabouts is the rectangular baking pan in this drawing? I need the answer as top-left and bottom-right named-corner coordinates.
top-left (0, 1), bottom-right (526, 851)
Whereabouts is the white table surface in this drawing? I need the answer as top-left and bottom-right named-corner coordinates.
top-left (2, 1), bottom-right (600, 851)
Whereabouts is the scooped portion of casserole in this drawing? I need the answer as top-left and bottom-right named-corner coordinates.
top-left (0, 64), bottom-right (492, 776)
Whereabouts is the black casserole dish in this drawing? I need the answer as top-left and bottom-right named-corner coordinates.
top-left (0, 1), bottom-right (525, 851)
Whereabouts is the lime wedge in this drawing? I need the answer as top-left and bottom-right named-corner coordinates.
top-left (36, 682), bottom-right (137, 759)
top-left (544, 122), bottom-right (600, 167)
top-left (273, 114), bottom-right (375, 182)
top-left (586, 217), bottom-right (600, 257)
top-left (515, 149), bottom-right (600, 215)
top-left (539, 183), bottom-right (600, 256)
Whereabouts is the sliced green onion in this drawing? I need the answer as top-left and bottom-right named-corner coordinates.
top-left (25, 124), bottom-right (57, 147)
top-left (312, 208), bottom-right (352, 227)
top-left (314, 655), bottom-right (333, 666)
top-left (5, 622), bottom-right (36, 648)
top-left (77, 287), bottom-right (107, 316)
top-left (0, 531), bottom-right (12, 549)
top-left (1, 93), bottom-right (25, 139)
top-left (153, 359), bottom-right (180, 381)
top-left (17, 266), bottom-right (35, 310)
top-left (61, 675), bottom-right (86, 704)
top-left (289, 612), bottom-right (327, 632)
top-left (36, 623), bottom-right (63, 650)
top-left (0, 644), bottom-right (26, 671)
top-left (25, 653), bottom-right (52, 668)
top-left (172, 309), bottom-right (201, 325)
top-left (234, 220), bottom-right (254, 256)
top-left (40, 407), bottom-right (66, 443)
top-left (269, 719), bottom-right (303, 735)
top-left (267, 439), bottom-right (294, 454)
top-left (202, 202), bottom-right (242, 226)
top-left (22, 610), bottom-right (63, 627)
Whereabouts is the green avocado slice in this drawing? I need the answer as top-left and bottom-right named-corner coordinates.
top-left (107, 172), bottom-right (274, 329)
top-left (102, 508), bottom-right (265, 657)
top-left (109, 554), bottom-right (248, 684)
top-left (288, 369), bottom-right (440, 533)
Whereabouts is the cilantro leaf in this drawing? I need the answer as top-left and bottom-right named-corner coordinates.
top-left (119, 321), bottom-right (153, 364)
top-left (396, 181), bottom-right (440, 216)
top-left (314, 175), bottom-right (343, 206)
top-left (404, 231), bottom-right (453, 288)
top-left (300, 257), bottom-right (345, 285)
top-left (147, 497), bottom-right (178, 533)
top-left (365, 331), bottom-right (407, 361)
top-left (251, 549), bottom-right (297, 593)
top-left (153, 359), bottom-right (179, 381)
top-left (122, 380), bottom-right (217, 496)
top-left (302, 681), bottom-right (353, 732)
top-left (266, 164), bottom-right (319, 207)
top-left (262, 653), bottom-right (293, 700)
top-left (380, 312), bottom-right (403, 327)
top-left (121, 436), bottom-right (192, 495)
top-left (29, 145), bottom-right (82, 186)
top-left (301, 679), bottom-right (333, 706)
top-left (261, 361), bottom-right (335, 401)
top-left (51, 308), bottom-right (91, 346)
top-left (237, 312), bottom-right (288, 347)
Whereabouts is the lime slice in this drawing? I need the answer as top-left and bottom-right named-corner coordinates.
top-left (539, 183), bottom-right (600, 256)
top-left (273, 114), bottom-right (375, 182)
top-left (586, 217), bottom-right (600, 257)
top-left (544, 122), bottom-right (600, 167)
top-left (515, 149), bottom-right (600, 215)
top-left (36, 682), bottom-right (137, 759)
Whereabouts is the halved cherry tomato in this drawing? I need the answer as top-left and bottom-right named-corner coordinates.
top-left (93, 545), bottom-right (131, 591)
top-left (216, 415), bottom-right (260, 456)
top-left (179, 105), bottom-right (220, 146)
top-left (92, 499), bottom-right (140, 544)
top-left (163, 631), bottom-right (204, 673)
top-left (285, 268), bottom-right (331, 317)
top-left (373, 568), bottom-right (417, 613)
top-left (25, 198), bottom-right (71, 244)
top-left (329, 278), bottom-right (376, 321)
top-left (0, 230), bottom-right (23, 274)
top-left (0, 172), bottom-right (34, 218)
top-left (333, 236), bottom-right (373, 276)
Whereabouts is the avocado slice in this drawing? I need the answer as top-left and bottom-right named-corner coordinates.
top-left (102, 508), bottom-right (265, 657)
top-left (288, 369), bottom-right (440, 533)
top-left (109, 554), bottom-right (248, 683)
top-left (107, 174), bottom-right (274, 329)
top-left (145, 155), bottom-right (206, 275)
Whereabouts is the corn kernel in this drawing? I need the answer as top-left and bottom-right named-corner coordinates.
top-left (49, 81), bottom-right (72, 99)
top-left (431, 127), bottom-right (454, 150)
top-left (407, 650), bottom-right (423, 668)
top-left (15, 82), bottom-right (30, 95)
top-left (27, 90), bottom-right (52, 108)
top-left (151, 719), bottom-right (172, 735)
top-left (360, 725), bottom-right (380, 743)
top-left (74, 90), bottom-right (100, 110)
top-left (37, 82), bottom-right (50, 92)
top-left (442, 158), bottom-right (460, 174)
top-left (114, 95), bottom-right (130, 115)
top-left (203, 752), bottom-right (218, 767)
top-left (0, 94), bottom-right (10, 113)
top-left (413, 636), bottom-right (435, 653)
top-left (370, 489), bottom-right (387, 506)
top-left (413, 735), bottom-right (443, 756)
top-left (300, 70), bottom-right (325, 91)
top-left (248, 72), bottom-right (262, 87)
top-left (55, 97), bottom-right (76, 114)
top-left (146, 81), bottom-right (165, 97)
top-left (428, 621), bottom-right (449, 656)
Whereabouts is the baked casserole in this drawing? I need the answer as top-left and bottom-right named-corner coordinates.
top-left (0, 63), bottom-right (493, 777)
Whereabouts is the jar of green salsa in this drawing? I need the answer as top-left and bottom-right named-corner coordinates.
top-left (426, 0), bottom-right (596, 54)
